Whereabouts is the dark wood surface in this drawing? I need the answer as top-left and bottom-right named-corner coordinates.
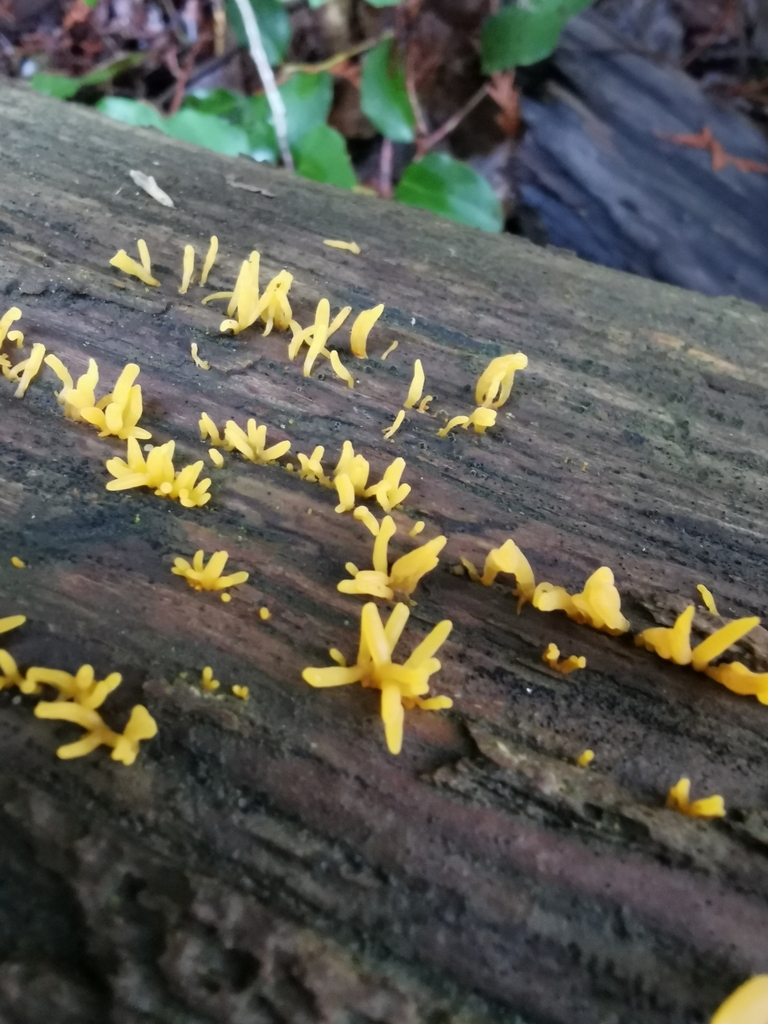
top-left (1, 81), bottom-right (768, 1024)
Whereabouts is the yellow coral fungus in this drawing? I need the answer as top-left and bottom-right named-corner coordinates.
top-left (0, 650), bottom-right (23, 691)
top-left (324, 239), bottom-right (361, 254)
top-left (333, 442), bottom-right (371, 512)
top-left (10, 556), bottom-right (25, 569)
top-left (200, 235), bottom-right (218, 285)
top-left (475, 352), bottom-right (528, 409)
top-left (172, 549), bottom-right (249, 593)
top-left (0, 307), bottom-right (22, 348)
top-left (296, 445), bottom-right (331, 485)
top-left (303, 601), bottom-right (452, 754)
top-left (697, 584), bottom-right (719, 615)
top-left (232, 684), bottom-right (249, 700)
top-left (461, 539), bottom-right (535, 611)
top-left (666, 777), bottom-right (725, 819)
top-left (106, 438), bottom-right (211, 508)
top-left (635, 605), bottom-right (694, 665)
top-left (259, 607), bottom-right (271, 620)
top-left (25, 663), bottom-right (122, 705)
top-left (381, 340), bottom-right (398, 360)
top-left (533, 567), bottom-right (630, 635)
top-left (577, 749), bottom-right (594, 768)
top-left (364, 456), bottom-right (411, 512)
top-left (179, 244), bottom-right (195, 294)
top-left (705, 661), bottom-right (768, 704)
top-left (224, 418), bottom-right (291, 465)
top-left (404, 360), bottom-right (425, 410)
top-left (409, 521), bottom-right (425, 537)
top-left (44, 354), bottom-right (99, 423)
top-left (190, 342), bottom-right (210, 370)
top-left (353, 506), bottom-right (380, 535)
top-left (209, 448), bottom-right (224, 468)
top-left (287, 305), bottom-right (350, 361)
top-left (35, 699), bottom-right (157, 764)
top-left (350, 304), bottom-right (384, 358)
top-left (339, 515), bottom-right (446, 600)
top-left (691, 616), bottom-right (759, 672)
top-left (0, 614), bottom-right (25, 634)
top-left (542, 643), bottom-right (586, 674)
top-left (710, 975), bottom-right (768, 1024)
top-left (383, 409), bottom-right (405, 439)
top-left (199, 411), bottom-right (225, 447)
top-left (82, 362), bottom-right (152, 441)
top-left (437, 407), bottom-right (497, 437)
top-left (9, 342), bottom-right (45, 398)
top-left (201, 666), bottom-right (220, 691)
top-left (109, 239), bottom-right (159, 287)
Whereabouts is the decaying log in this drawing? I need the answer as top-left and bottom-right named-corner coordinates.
top-left (1, 82), bottom-right (768, 1024)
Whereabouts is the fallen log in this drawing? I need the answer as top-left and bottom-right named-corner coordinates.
top-left (1, 81), bottom-right (768, 1024)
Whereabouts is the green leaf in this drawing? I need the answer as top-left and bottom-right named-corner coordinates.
top-left (29, 54), bottom-right (145, 99)
top-left (280, 71), bottom-right (333, 146)
top-left (161, 108), bottom-right (251, 156)
top-left (361, 37), bottom-right (414, 143)
top-left (242, 94), bottom-right (279, 162)
top-left (182, 88), bottom-right (246, 118)
top-left (395, 153), bottom-right (502, 233)
top-left (226, 0), bottom-right (291, 66)
top-left (293, 124), bottom-right (357, 190)
top-left (481, 0), bottom-right (594, 71)
top-left (96, 96), bottom-right (163, 128)
top-left (363, 0), bottom-right (404, 6)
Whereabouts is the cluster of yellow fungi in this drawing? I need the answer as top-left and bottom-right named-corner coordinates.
top-left (46, 357), bottom-right (152, 440)
top-left (339, 515), bottom-right (446, 601)
top-left (106, 438), bottom-right (211, 508)
top-left (0, 307), bottom-right (45, 397)
top-left (172, 549), bottom-right (249, 597)
top-left (438, 352), bottom-right (527, 437)
top-left (0, 617), bottom-right (156, 765)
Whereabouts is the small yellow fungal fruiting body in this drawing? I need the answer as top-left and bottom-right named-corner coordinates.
top-left (338, 515), bottom-right (446, 600)
top-left (666, 777), bottom-right (725, 819)
top-left (475, 352), bottom-right (528, 409)
top-left (9, 342), bottom-right (45, 397)
top-left (0, 614), bottom-right (25, 634)
top-left (45, 355), bottom-right (99, 423)
top-left (409, 521), bottom-right (425, 537)
top-left (179, 244), bottom-right (195, 294)
top-left (404, 359), bottom-right (425, 410)
top-left (635, 605), bottom-right (694, 665)
top-left (364, 456), bottom-right (410, 512)
top-left (383, 409), bottom-right (405, 439)
top-left (297, 445), bottom-right (331, 485)
top-left (437, 407), bottom-right (497, 437)
top-left (353, 506), bottom-right (380, 535)
top-left (350, 304), bottom-right (384, 358)
top-left (697, 584), bottom-right (719, 615)
top-left (172, 550), bottom-right (249, 593)
top-left (106, 438), bottom-right (211, 507)
top-left (209, 448), bottom-right (224, 467)
top-left (691, 616), bottom-right (759, 672)
top-left (201, 666), bottom-right (220, 691)
top-left (577, 749), bottom-right (594, 768)
top-left (461, 538), bottom-right (535, 611)
top-left (224, 418), bottom-right (291, 465)
top-left (200, 236), bottom-right (219, 285)
top-left (232, 685), bottom-right (249, 700)
top-left (303, 602), bottom-right (452, 755)
top-left (381, 340), bottom-right (398, 360)
top-left (258, 607), bottom-right (271, 620)
top-left (35, 700), bottom-right (157, 764)
top-left (0, 307), bottom-right (22, 350)
top-left (324, 239), bottom-right (361, 254)
top-left (705, 661), bottom-right (768, 704)
top-left (190, 343), bottom-right (210, 370)
top-left (109, 239), bottom-right (159, 287)
top-left (710, 975), bottom-right (768, 1024)
top-left (542, 643), bottom-right (586, 674)
top-left (533, 567), bottom-right (630, 635)
top-left (10, 556), bottom-right (25, 569)
top-left (333, 442), bottom-right (371, 512)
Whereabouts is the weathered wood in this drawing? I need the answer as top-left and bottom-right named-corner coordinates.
top-left (2, 81), bottom-right (768, 1024)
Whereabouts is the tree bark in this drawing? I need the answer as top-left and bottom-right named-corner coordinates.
top-left (1, 82), bottom-right (768, 1024)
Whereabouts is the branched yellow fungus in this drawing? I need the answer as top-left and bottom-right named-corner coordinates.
top-left (383, 409), bottom-right (405, 439)
top-left (691, 616), bottom-right (759, 672)
top-left (364, 456), bottom-right (411, 512)
top-left (324, 239), bottom-right (361, 254)
top-left (635, 605), bottom-right (694, 665)
top-left (710, 975), bottom-right (768, 1024)
top-left (350, 304), bottom-right (384, 358)
top-left (697, 584), bottom-right (719, 615)
top-left (25, 663), bottom-right (122, 705)
top-left (179, 244), bottom-right (195, 294)
top-left (109, 239), bottom-right (159, 287)
top-left (199, 411), bottom-right (225, 447)
top-left (8, 342), bottom-right (45, 397)
top-left (106, 438), bottom-right (211, 508)
top-left (259, 607), bottom-right (271, 620)
top-left (404, 359), bottom-right (425, 409)
top-left (201, 666), bottom-right (220, 691)
top-left (461, 538), bottom-right (535, 611)
top-left (10, 556), bottom-right (25, 569)
top-left (190, 343), bottom-right (210, 370)
top-left (0, 307), bottom-right (22, 349)
top-left (303, 601), bottom-right (452, 754)
top-left (44, 354), bottom-right (98, 422)
top-left (533, 567), bottom-right (630, 635)
top-left (288, 305), bottom-right (350, 361)
top-left (232, 684), bottom-right (249, 700)
top-left (475, 352), bottom-right (528, 409)
top-left (47, 357), bottom-right (152, 440)
top-left (213, 252), bottom-right (293, 336)
top-left (353, 506), bottom-right (380, 535)
top-left (35, 699), bottom-right (157, 764)
top-left (0, 615), bottom-right (25, 635)
top-left (381, 340), bottom-right (398, 360)
top-left (200, 235), bottom-right (218, 285)
top-left (224, 418), bottom-right (291, 465)
top-left (577, 749), bottom-right (594, 767)
top-left (704, 661), bottom-right (768, 703)
top-left (666, 777), bottom-right (725, 818)
top-left (339, 515), bottom-right (446, 600)
top-left (542, 643), bottom-right (586, 674)
top-left (333, 441), bottom-right (371, 512)
top-left (172, 549), bottom-right (249, 593)
top-left (296, 445), bottom-right (331, 485)
top-left (437, 407), bottom-right (497, 437)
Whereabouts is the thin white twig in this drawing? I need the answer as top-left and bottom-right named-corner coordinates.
top-left (229, 0), bottom-right (293, 171)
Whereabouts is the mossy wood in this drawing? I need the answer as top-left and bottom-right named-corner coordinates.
top-left (1, 83), bottom-right (767, 1024)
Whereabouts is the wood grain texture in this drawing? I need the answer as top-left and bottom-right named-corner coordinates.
top-left (1, 82), bottom-right (768, 1024)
